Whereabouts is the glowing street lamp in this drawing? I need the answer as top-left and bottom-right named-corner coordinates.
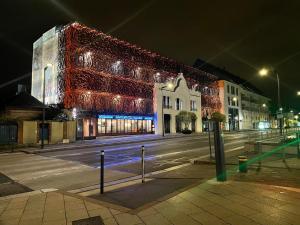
top-left (262, 103), bottom-right (266, 108)
top-left (232, 97), bottom-right (237, 102)
top-left (167, 82), bottom-right (174, 89)
top-left (297, 91), bottom-right (300, 96)
top-left (258, 68), bottom-right (268, 76)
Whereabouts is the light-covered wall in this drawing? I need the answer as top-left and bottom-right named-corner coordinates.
top-left (153, 73), bottom-right (202, 135)
top-left (22, 121), bottom-right (38, 144)
top-left (31, 27), bottom-right (60, 104)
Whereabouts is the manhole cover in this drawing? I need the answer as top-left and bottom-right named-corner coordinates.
top-left (72, 216), bottom-right (104, 225)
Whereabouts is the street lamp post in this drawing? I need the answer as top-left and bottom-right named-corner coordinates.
top-left (259, 67), bottom-right (282, 135)
top-left (41, 67), bottom-right (47, 149)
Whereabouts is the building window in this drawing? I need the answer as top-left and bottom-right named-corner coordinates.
top-left (237, 100), bottom-right (239, 107)
top-left (236, 88), bottom-right (239, 96)
top-left (176, 98), bottom-right (182, 110)
top-left (190, 100), bottom-right (197, 111)
top-left (227, 85), bottom-right (230, 93)
top-left (163, 96), bottom-right (171, 108)
top-left (228, 97), bottom-right (231, 105)
top-left (231, 86), bottom-right (235, 95)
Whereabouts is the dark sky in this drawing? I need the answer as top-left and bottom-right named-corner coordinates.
top-left (1, 0), bottom-right (300, 109)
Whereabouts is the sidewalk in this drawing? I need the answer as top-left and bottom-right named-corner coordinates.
top-left (1, 179), bottom-right (300, 225)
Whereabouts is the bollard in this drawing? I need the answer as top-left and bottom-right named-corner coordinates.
top-left (238, 156), bottom-right (248, 173)
top-left (141, 146), bottom-right (145, 183)
top-left (255, 141), bottom-right (262, 166)
top-left (297, 132), bottom-right (300, 158)
top-left (100, 150), bottom-right (104, 194)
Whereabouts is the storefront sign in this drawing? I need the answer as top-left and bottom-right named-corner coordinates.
top-left (98, 115), bottom-right (153, 120)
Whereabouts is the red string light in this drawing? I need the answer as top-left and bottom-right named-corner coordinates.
top-left (59, 23), bottom-right (221, 117)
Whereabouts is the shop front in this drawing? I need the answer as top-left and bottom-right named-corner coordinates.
top-left (97, 115), bottom-right (154, 135)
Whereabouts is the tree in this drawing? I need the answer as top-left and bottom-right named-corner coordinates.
top-left (176, 111), bottom-right (197, 130)
top-left (211, 112), bottom-right (226, 123)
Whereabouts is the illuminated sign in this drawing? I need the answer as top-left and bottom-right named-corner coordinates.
top-left (98, 115), bottom-right (153, 120)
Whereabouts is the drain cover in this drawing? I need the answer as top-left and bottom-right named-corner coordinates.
top-left (72, 216), bottom-right (104, 225)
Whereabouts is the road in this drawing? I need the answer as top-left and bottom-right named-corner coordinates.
top-left (0, 131), bottom-right (267, 194)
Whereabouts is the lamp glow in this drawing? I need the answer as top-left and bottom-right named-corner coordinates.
top-left (259, 68), bottom-right (268, 76)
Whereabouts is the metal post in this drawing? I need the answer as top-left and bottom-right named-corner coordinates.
top-left (41, 68), bottom-right (46, 149)
top-left (161, 89), bottom-right (165, 137)
top-left (213, 121), bottom-right (226, 181)
top-left (141, 145), bottom-right (145, 183)
top-left (297, 132), bottom-right (300, 158)
top-left (100, 150), bottom-right (104, 194)
top-left (208, 122), bottom-right (212, 159)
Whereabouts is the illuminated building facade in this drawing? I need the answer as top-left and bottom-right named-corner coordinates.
top-left (194, 59), bottom-right (271, 130)
top-left (32, 23), bottom-right (221, 138)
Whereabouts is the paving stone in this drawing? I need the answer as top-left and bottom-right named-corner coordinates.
top-left (223, 214), bottom-right (259, 225)
top-left (0, 218), bottom-right (20, 225)
top-left (114, 213), bottom-right (143, 225)
top-left (137, 207), bottom-right (157, 217)
top-left (200, 204), bottom-right (235, 218)
top-left (103, 217), bottom-right (118, 225)
top-left (42, 219), bottom-right (67, 225)
top-left (109, 208), bottom-right (123, 215)
top-left (140, 213), bottom-right (172, 225)
top-left (19, 218), bottom-right (43, 225)
top-left (250, 213), bottom-right (291, 225)
top-left (88, 207), bottom-right (113, 220)
top-left (84, 201), bottom-right (104, 211)
top-left (190, 211), bottom-right (227, 225)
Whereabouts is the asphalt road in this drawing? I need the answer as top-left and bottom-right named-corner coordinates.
top-left (40, 132), bottom-right (246, 173)
top-left (0, 131), bottom-right (269, 194)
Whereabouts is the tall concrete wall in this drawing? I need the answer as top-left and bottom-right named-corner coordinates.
top-left (22, 121), bottom-right (38, 144)
top-left (65, 121), bottom-right (76, 142)
top-left (31, 27), bottom-right (60, 104)
top-left (50, 122), bottom-right (63, 144)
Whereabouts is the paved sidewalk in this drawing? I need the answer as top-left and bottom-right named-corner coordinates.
top-left (1, 180), bottom-right (300, 225)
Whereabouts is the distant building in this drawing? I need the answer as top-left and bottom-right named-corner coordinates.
top-left (194, 59), bottom-right (271, 130)
top-left (32, 23), bottom-right (221, 138)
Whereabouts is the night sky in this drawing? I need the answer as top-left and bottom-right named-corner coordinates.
top-left (1, 0), bottom-right (300, 110)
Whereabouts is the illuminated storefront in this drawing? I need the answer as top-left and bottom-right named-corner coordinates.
top-left (97, 115), bottom-right (153, 135)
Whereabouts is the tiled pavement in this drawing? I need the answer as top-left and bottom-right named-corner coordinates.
top-left (1, 180), bottom-right (300, 225)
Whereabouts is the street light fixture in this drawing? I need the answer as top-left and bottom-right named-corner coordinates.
top-left (262, 103), bottom-right (266, 108)
top-left (258, 68), bottom-right (268, 76)
top-left (297, 91), bottom-right (300, 96)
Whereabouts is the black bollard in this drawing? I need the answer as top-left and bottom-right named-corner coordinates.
top-left (100, 150), bottom-right (104, 194)
top-left (213, 121), bottom-right (227, 181)
top-left (141, 146), bottom-right (145, 183)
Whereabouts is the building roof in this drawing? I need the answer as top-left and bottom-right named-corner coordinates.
top-left (5, 92), bottom-right (46, 109)
top-left (193, 58), bottom-right (267, 97)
